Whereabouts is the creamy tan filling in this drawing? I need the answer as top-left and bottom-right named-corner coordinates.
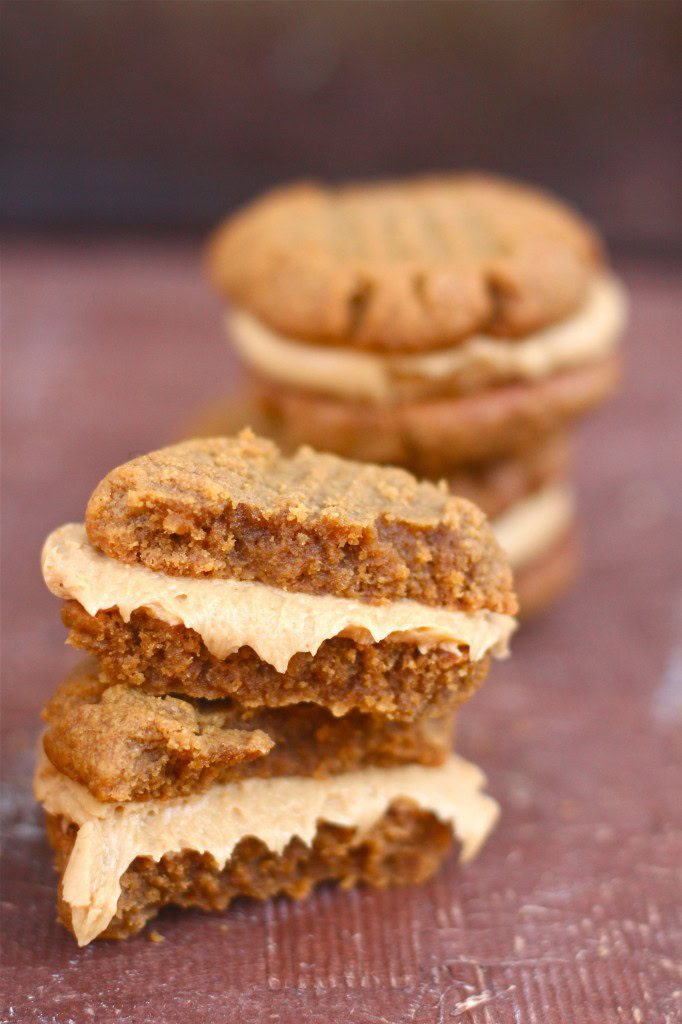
top-left (34, 747), bottom-right (499, 946)
top-left (492, 483), bottom-right (575, 570)
top-left (229, 273), bottom-right (627, 403)
top-left (41, 524), bottom-right (516, 671)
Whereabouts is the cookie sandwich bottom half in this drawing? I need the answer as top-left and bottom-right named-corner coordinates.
top-left (36, 746), bottom-right (499, 945)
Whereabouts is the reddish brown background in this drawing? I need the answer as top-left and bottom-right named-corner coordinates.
top-left (2, 242), bottom-right (681, 1023)
top-left (2, 2), bottom-right (682, 1021)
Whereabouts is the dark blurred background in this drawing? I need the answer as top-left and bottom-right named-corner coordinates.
top-left (2, 0), bottom-right (681, 251)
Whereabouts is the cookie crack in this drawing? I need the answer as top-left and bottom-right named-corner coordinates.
top-left (482, 268), bottom-right (509, 335)
top-left (411, 271), bottom-right (430, 315)
top-left (346, 277), bottom-right (375, 337)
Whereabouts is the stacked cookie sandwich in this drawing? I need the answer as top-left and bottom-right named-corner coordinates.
top-left (36, 430), bottom-right (517, 944)
top-left (206, 174), bottom-right (627, 615)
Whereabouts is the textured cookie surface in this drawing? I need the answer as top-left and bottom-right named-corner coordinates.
top-left (208, 175), bottom-right (601, 352)
top-left (42, 665), bottom-right (270, 802)
top-left (61, 602), bottom-right (488, 720)
top-left (47, 802), bottom-right (454, 940)
top-left (85, 430), bottom-right (515, 612)
top-left (43, 660), bottom-right (456, 801)
top-left (178, 403), bottom-right (569, 520)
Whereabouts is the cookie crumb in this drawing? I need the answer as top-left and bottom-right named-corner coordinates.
top-left (147, 930), bottom-right (165, 943)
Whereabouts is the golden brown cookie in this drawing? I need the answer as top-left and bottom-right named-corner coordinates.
top-left (84, 430), bottom-right (516, 612)
top-left (208, 175), bottom-right (601, 352)
top-left (43, 674), bottom-right (271, 803)
top-left (42, 660), bottom-right (457, 801)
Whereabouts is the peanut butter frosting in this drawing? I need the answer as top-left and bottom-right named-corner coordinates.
top-left (34, 747), bottom-right (499, 946)
top-left (229, 273), bottom-right (626, 403)
top-left (42, 524), bottom-right (516, 671)
top-left (492, 483), bottom-right (575, 570)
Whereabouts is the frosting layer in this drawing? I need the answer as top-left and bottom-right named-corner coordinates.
top-left (42, 525), bottom-right (516, 671)
top-left (492, 483), bottom-right (575, 570)
top-left (229, 273), bottom-right (626, 403)
top-left (35, 749), bottom-right (499, 946)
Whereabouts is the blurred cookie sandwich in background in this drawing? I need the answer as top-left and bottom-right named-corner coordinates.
top-left (205, 174), bottom-right (627, 615)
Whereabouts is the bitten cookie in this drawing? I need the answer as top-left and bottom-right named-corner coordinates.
top-left (42, 430), bottom-right (516, 720)
top-left (38, 749), bottom-right (499, 945)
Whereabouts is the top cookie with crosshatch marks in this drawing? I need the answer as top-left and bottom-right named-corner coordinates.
top-left (207, 174), bottom-right (602, 353)
top-left (84, 430), bottom-right (516, 613)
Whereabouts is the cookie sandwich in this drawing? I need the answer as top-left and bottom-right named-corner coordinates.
top-left (206, 174), bottom-right (627, 613)
top-left (36, 430), bottom-right (516, 943)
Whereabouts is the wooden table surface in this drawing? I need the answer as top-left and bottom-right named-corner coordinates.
top-left (2, 239), bottom-right (681, 1024)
